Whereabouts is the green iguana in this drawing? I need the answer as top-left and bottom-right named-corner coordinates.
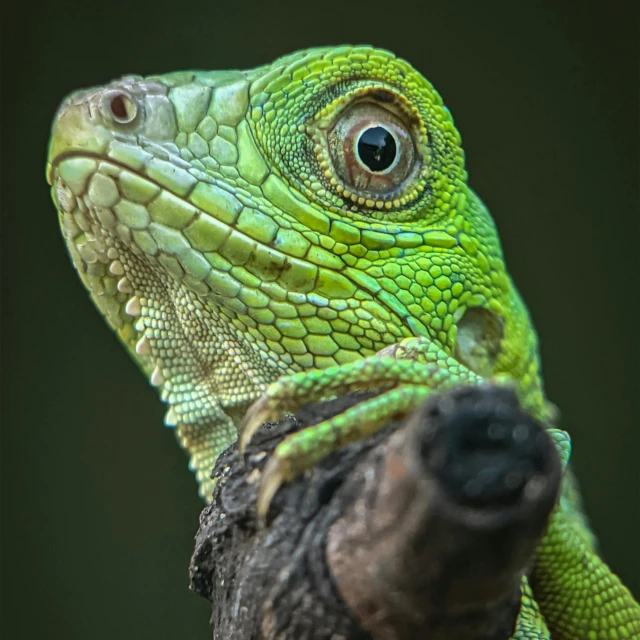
top-left (46, 45), bottom-right (640, 638)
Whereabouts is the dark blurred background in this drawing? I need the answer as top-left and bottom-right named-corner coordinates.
top-left (2, 0), bottom-right (637, 638)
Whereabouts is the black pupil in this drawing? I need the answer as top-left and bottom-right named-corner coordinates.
top-left (357, 126), bottom-right (397, 172)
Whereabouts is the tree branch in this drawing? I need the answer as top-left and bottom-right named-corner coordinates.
top-left (190, 385), bottom-right (561, 640)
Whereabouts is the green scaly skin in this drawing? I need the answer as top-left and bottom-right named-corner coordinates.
top-left (47, 46), bottom-right (639, 638)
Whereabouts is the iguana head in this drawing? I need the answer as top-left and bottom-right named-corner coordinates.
top-left (47, 46), bottom-right (546, 484)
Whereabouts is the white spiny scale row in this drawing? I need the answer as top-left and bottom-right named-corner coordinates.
top-left (51, 111), bottom-right (254, 496)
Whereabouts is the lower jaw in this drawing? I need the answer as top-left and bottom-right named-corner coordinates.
top-left (57, 180), bottom-right (280, 393)
top-left (54, 178), bottom-right (165, 381)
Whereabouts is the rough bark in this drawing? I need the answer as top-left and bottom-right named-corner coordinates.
top-left (190, 385), bottom-right (562, 640)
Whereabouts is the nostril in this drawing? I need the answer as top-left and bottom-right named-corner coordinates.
top-left (105, 91), bottom-right (138, 124)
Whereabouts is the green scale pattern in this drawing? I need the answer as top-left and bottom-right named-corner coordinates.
top-left (47, 46), bottom-right (640, 638)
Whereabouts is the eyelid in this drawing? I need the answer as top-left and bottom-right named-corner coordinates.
top-left (310, 85), bottom-right (416, 129)
top-left (307, 84), bottom-right (430, 212)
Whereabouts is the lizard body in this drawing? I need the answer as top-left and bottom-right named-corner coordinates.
top-left (47, 46), bottom-right (639, 638)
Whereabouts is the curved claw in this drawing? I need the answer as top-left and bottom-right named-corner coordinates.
top-left (238, 391), bottom-right (279, 454)
top-left (256, 453), bottom-right (292, 524)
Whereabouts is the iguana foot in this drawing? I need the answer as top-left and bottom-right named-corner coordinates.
top-left (240, 336), bottom-right (484, 520)
top-left (240, 336), bottom-right (572, 522)
top-left (239, 337), bottom-right (485, 451)
top-left (255, 384), bottom-right (433, 520)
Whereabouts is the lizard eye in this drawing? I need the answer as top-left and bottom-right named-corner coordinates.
top-left (326, 101), bottom-right (416, 196)
top-left (103, 90), bottom-right (138, 125)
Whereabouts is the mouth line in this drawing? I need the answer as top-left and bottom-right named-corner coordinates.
top-left (48, 150), bottom-right (170, 191)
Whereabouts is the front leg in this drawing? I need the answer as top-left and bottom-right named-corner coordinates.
top-left (241, 336), bottom-right (502, 519)
top-left (241, 342), bottom-right (569, 638)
